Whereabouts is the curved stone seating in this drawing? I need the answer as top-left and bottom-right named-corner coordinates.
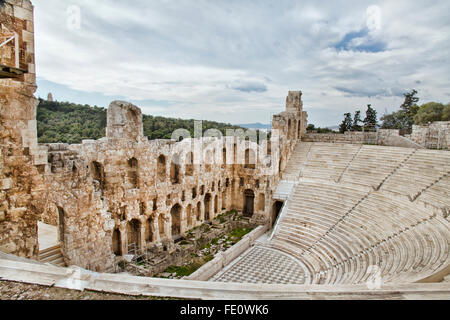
top-left (340, 145), bottom-right (414, 187)
top-left (418, 175), bottom-right (450, 209)
top-left (381, 149), bottom-right (450, 199)
top-left (300, 143), bottom-right (361, 181)
top-left (270, 175), bottom-right (450, 285)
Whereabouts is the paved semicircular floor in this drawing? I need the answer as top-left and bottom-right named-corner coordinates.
top-left (210, 245), bottom-right (308, 284)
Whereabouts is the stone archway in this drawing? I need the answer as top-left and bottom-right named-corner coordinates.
top-left (243, 189), bottom-right (255, 218)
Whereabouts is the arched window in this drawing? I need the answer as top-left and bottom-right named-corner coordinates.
top-left (170, 154), bottom-right (181, 184)
top-left (185, 152), bottom-right (194, 176)
top-left (127, 157), bottom-right (138, 188)
top-left (222, 148), bottom-right (227, 168)
top-left (157, 155), bottom-right (166, 182)
top-left (90, 161), bottom-right (105, 192)
top-left (245, 149), bottom-right (256, 169)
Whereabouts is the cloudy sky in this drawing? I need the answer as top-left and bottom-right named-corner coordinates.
top-left (33, 0), bottom-right (450, 127)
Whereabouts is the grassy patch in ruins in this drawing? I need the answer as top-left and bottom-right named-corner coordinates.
top-left (160, 225), bottom-right (254, 279)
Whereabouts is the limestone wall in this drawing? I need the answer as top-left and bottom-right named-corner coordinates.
top-left (303, 129), bottom-right (426, 149)
top-left (0, 0), bottom-right (45, 259)
top-left (38, 93), bottom-right (305, 271)
top-left (408, 122), bottom-right (450, 150)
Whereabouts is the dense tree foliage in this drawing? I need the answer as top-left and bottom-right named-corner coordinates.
top-left (363, 104), bottom-right (378, 130)
top-left (339, 113), bottom-right (353, 133)
top-left (381, 89), bottom-right (449, 129)
top-left (37, 99), bottom-right (248, 144)
top-left (352, 110), bottom-right (362, 131)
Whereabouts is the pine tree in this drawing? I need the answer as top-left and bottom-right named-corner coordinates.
top-left (400, 89), bottom-right (420, 129)
top-left (363, 105), bottom-right (378, 130)
top-left (339, 113), bottom-right (353, 133)
top-left (352, 110), bottom-right (362, 131)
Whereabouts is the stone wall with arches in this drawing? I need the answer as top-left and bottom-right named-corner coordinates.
top-left (36, 92), bottom-right (306, 271)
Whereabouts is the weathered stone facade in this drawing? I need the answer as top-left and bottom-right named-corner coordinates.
top-left (408, 121), bottom-right (450, 150)
top-left (39, 95), bottom-right (305, 271)
top-left (0, 0), bottom-right (46, 259)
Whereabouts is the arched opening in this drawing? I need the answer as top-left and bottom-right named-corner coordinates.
top-left (127, 219), bottom-right (141, 252)
top-left (204, 194), bottom-right (212, 221)
top-left (196, 202), bottom-right (202, 222)
top-left (112, 229), bottom-right (122, 256)
top-left (90, 161), bottom-right (105, 192)
top-left (145, 218), bottom-right (153, 243)
top-left (185, 152), bottom-right (194, 176)
top-left (244, 148), bottom-right (256, 169)
top-left (222, 148), bottom-right (227, 168)
top-left (57, 207), bottom-right (65, 243)
top-left (171, 204), bottom-right (182, 238)
top-left (243, 189), bottom-right (255, 218)
top-left (127, 157), bottom-right (138, 188)
top-left (158, 214), bottom-right (165, 239)
top-left (272, 201), bottom-right (284, 227)
top-left (157, 155), bottom-right (166, 182)
top-left (170, 154), bottom-right (181, 184)
top-left (297, 120), bottom-right (302, 139)
top-left (186, 204), bottom-right (194, 228)
top-left (192, 187), bottom-right (197, 199)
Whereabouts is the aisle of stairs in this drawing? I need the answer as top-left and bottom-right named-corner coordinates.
top-left (39, 244), bottom-right (65, 267)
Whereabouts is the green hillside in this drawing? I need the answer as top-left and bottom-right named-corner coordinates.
top-left (36, 99), bottom-right (246, 144)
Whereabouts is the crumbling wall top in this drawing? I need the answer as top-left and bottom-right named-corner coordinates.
top-left (286, 91), bottom-right (303, 114)
top-left (106, 101), bottom-right (144, 142)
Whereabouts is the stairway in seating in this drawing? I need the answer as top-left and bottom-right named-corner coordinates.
top-left (39, 244), bottom-right (65, 267)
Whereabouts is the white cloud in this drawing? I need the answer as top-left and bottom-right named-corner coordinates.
top-left (33, 0), bottom-right (450, 126)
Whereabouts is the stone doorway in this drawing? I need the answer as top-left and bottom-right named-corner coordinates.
top-left (272, 201), bottom-right (284, 227)
top-left (243, 189), bottom-right (255, 217)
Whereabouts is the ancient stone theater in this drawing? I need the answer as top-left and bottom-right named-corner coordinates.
top-left (0, 0), bottom-right (449, 299)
